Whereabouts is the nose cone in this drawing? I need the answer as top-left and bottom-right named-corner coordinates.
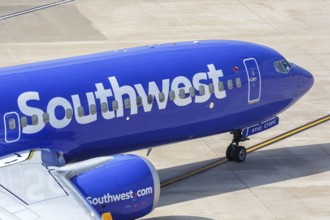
top-left (293, 64), bottom-right (314, 95)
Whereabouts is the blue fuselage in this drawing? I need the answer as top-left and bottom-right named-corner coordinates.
top-left (0, 40), bottom-right (313, 162)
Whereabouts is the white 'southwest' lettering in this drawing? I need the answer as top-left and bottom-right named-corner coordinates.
top-left (87, 187), bottom-right (153, 205)
top-left (171, 76), bottom-right (192, 106)
top-left (94, 83), bottom-right (115, 120)
top-left (134, 79), bottom-right (170, 112)
top-left (47, 97), bottom-right (72, 129)
top-left (72, 92), bottom-right (97, 124)
top-left (192, 72), bottom-right (210, 103)
top-left (109, 76), bottom-right (138, 117)
top-left (207, 64), bottom-right (226, 99)
top-left (18, 92), bottom-right (45, 134)
top-left (17, 64), bottom-right (227, 134)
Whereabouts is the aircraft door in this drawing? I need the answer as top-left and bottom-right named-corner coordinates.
top-left (3, 112), bottom-right (21, 143)
top-left (243, 58), bottom-right (261, 103)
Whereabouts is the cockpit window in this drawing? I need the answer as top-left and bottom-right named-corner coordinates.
top-left (274, 59), bottom-right (292, 74)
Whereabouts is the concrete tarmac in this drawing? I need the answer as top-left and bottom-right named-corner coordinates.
top-left (0, 0), bottom-right (329, 219)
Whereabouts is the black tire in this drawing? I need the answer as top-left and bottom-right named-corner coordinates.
top-left (226, 144), bottom-right (236, 161)
top-left (235, 146), bottom-right (246, 162)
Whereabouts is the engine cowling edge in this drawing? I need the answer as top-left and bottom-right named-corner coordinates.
top-left (71, 154), bottom-right (160, 220)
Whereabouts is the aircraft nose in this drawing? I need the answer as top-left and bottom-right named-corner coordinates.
top-left (293, 64), bottom-right (314, 95)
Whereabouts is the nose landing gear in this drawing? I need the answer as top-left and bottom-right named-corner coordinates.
top-left (226, 130), bottom-right (248, 162)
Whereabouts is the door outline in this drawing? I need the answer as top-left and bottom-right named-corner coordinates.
top-left (243, 58), bottom-right (262, 104)
top-left (4, 112), bottom-right (21, 143)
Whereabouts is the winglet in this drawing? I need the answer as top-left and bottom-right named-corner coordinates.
top-left (49, 156), bottom-right (114, 179)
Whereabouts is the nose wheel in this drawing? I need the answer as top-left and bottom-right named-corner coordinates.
top-left (226, 144), bottom-right (246, 162)
top-left (226, 130), bottom-right (248, 162)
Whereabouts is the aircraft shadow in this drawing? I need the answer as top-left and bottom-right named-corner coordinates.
top-left (157, 143), bottom-right (330, 207)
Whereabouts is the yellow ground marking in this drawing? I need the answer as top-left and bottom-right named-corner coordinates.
top-left (161, 115), bottom-right (330, 188)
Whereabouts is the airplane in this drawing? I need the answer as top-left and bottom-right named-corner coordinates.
top-left (0, 40), bottom-right (313, 220)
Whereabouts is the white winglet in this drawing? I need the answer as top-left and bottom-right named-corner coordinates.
top-left (50, 156), bottom-right (114, 179)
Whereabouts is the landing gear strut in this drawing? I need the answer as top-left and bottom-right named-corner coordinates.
top-left (226, 130), bottom-right (248, 162)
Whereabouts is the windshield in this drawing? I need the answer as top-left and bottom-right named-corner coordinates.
top-left (274, 59), bottom-right (292, 73)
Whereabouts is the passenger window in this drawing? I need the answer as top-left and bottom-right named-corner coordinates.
top-left (90, 104), bottom-right (97, 115)
top-left (169, 90), bottom-right (175, 101)
top-left (9, 118), bottom-right (16, 130)
top-left (209, 83), bottom-right (215, 93)
top-left (66, 109), bottom-right (73, 119)
top-left (227, 80), bottom-right (233, 90)
top-left (236, 78), bottom-right (242, 88)
top-left (159, 92), bottom-right (165, 102)
top-left (112, 101), bottom-right (119, 111)
top-left (147, 95), bottom-right (153, 104)
top-left (189, 87), bottom-right (195, 97)
top-left (101, 102), bottom-right (108, 113)
top-left (136, 96), bottom-right (143, 107)
top-left (124, 98), bottom-right (131, 109)
top-left (199, 85), bottom-right (205, 96)
top-left (179, 89), bottom-right (185, 99)
top-left (32, 115), bottom-right (38, 125)
top-left (43, 113), bottom-right (49, 123)
top-left (218, 81), bottom-right (224, 91)
top-left (78, 106), bottom-right (84, 117)
top-left (21, 116), bottom-right (27, 127)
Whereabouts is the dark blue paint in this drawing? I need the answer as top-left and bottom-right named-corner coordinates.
top-left (71, 154), bottom-right (156, 220)
top-left (0, 40), bottom-right (314, 162)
